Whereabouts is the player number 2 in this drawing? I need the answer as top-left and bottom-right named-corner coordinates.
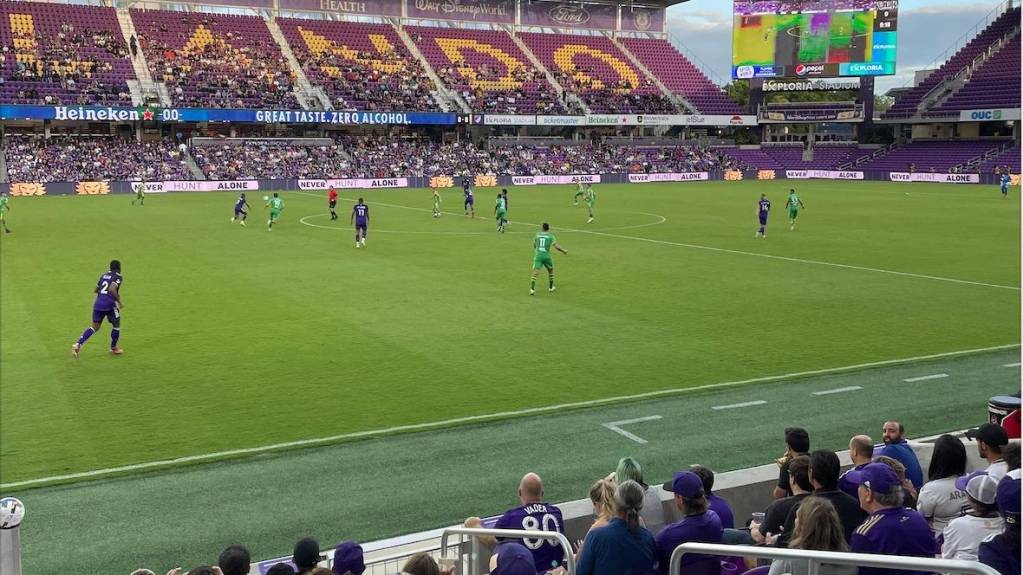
top-left (520, 514), bottom-right (560, 550)
top-left (99, 281), bottom-right (110, 294)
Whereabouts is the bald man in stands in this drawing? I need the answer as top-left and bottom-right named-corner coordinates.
top-left (465, 472), bottom-right (566, 573)
top-left (839, 435), bottom-right (874, 501)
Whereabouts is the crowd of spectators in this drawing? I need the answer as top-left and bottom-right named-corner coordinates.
top-left (127, 417), bottom-right (1020, 575)
top-left (294, 44), bottom-right (437, 112)
top-left (488, 143), bottom-right (735, 176)
top-left (4, 22), bottom-right (132, 105)
top-left (135, 15), bottom-right (297, 109)
top-left (435, 62), bottom-right (562, 115)
top-left (552, 70), bottom-right (676, 114)
top-left (190, 141), bottom-right (350, 180)
top-left (3, 136), bottom-right (192, 182)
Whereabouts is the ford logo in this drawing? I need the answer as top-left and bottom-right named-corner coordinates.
top-left (549, 4), bottom-right (589, 25)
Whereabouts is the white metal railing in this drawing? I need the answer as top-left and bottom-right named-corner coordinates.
top-left (669, 543), bottom-right (1002, 575)
top-left (440, 527), bottom-right (576, 575)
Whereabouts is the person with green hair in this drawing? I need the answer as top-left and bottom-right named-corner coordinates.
top-left (613, 457), bottom-right (666, 535)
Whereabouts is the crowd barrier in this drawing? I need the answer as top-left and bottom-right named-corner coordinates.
top-left (1, 171), bottom-right (1016, 196)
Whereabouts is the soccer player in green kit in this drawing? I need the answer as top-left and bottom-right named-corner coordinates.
top-left (0, 191), bottom-right (10, 234)
top-left (785, 188), bottom-right (805, 230)
top-left (432, 189), bottom-right (442, 218)
top-left (573, 181), bottom-right (585, 205)
top-left (584, 183), bottom-right (596, 223)
top-left (131, 182), bottom-right (145, 206)
top-left (530, 223), bottom-right (567, 295)
top-left (495, 192), bottom-right (508, 233)
top-left (266, 192), bottom-right (284, 231)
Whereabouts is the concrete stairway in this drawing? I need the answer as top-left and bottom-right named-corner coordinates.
top-left (264, 16), bottom-right (332, 110)
top-left (115, 7), bottom-right (167, 106)
top-left (505, 26), bottom-right (589, 114)
top-left (394, 23), bottom-right (469, 113)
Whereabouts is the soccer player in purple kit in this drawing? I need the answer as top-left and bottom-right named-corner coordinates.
top-left (72, 259), bottom-right (125, 358)
top-left (463, 177), bottom-right (475, 217)
top-left (756, 192), bottom-right (771, 238)
top-left (231, 193), bottom-right (250, 226)
top-left (351, 197), bottom-right (369, 247)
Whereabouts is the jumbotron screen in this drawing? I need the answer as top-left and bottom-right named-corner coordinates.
top-left (732, 0), bottom-right (898, 79)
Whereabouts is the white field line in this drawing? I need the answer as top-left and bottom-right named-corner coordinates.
top-left (712, 400), bottom-right (768, 410)
top-left (1004, 362), bottom-right (1021, 367)
top-left (602, 415), bottom-right (662, 444)
top-left (903, 373), bottom-right (950, 383)
top-left (2, 351), bottom-right (1018, 489)
top-left (812, 386), bottom-right (864, 396)
top-left (293, 192), bottom-right (1020, 292)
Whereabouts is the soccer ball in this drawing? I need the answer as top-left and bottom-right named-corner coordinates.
top-left (0, 497), bottom-right (24, 529)
top-left (263, 195), bottom-right (270, 201)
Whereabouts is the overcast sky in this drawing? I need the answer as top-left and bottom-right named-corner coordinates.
top-left (666, 0), bottom-right (1007, 94)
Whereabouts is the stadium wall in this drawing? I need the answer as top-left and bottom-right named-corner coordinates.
top-left (2, 171), bottom-right (1013, 196)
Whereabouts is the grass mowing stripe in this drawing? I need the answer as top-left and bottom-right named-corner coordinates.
top-left (4, 342), bottom-right (1016, 490)
top-left (293, 191), bottom-right (1020, 291)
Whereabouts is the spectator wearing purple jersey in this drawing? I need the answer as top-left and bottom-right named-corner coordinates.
top-left (838, 435), bottom-right (874, 500)
top-left (655, 471), bottom-right (723, 575)
top-left (72, 259), bottom-right (124, 359)
top-left (876, 421), bottom-right (923, 489)
top-left (774, 427), bottom-right (810, 499)
top-left (690, 465), bottom-right (734, 529)
top-left (464, 472), bottom-right (565, 574)
top-left (978, 468), bottom-right (1020, 575)
top-left (846, 463), bottom-right (938, 575)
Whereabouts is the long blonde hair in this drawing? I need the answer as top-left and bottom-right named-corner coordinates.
top-left (788, 497), bottom-right (848, 552)
top-left (589, 478), bottom-right (617, 521)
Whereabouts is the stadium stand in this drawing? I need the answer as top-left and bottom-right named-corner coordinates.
top-left (519, 32), bottom-right (677, 113)
top-left (979, 144), bottom-right (1022, 173)
top-left (757, 144), bottom-right (863, 170)
top-left (3, 136), bottom-right (192, 182)
top-left (489, 142), bottom-right (732, 175)
top-left (408, 26), bottom-right (564, 114)
top-left (130, 9), bottom-right (298, 109)
top-left (855, 140), bottom-right (1011, 172)
top-left (884, 6), bottom-right (1020, 119)
top-left (276, 19), bottom-right (437, 112)
top-left (0, 1), bottom-right (134, 105)
top-left (930, 35), bottom-right (1022, 115)
top-left (619, 37), bottom-right (742, 114)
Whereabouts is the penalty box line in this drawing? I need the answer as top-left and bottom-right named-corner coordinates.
top-left (3, 343), bottom-right (1018, 490)
top-left (293, 191), bottom-right (1020, 292)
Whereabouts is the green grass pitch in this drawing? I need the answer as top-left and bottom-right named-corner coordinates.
top-left (1, 181), bottom-right (1019, 486)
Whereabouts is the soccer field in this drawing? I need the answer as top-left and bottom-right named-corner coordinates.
top-left (1, 180), bottom-right (1019, 487)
